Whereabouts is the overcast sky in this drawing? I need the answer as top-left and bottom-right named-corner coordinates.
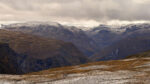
top-left (0, 0), bottom-right (150, 27)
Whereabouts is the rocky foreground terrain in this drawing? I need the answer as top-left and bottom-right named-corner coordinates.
top-left (0, 57), bottom-right (150, 84)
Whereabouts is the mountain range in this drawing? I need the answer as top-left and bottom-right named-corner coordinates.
top-left (2, 22), bottom-right (99, 57)
top-left (1, 22), bottom-right (150, 74)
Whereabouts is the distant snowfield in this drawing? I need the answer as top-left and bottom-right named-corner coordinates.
top-left (0, 58), bottom-right (150, 84)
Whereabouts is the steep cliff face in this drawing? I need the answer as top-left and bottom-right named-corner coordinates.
top-left (0, 30), bottom-right (89, 74)
top-left (0, 43), bottom-right (20, 74)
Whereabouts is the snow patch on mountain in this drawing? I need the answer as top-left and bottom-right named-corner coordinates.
top-left (1, 21), bottom-right (60, 28)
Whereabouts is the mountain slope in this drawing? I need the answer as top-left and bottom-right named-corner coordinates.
top-left (0, 29), bottom-right (89, 73)
top-left (127, 50), bottom-right (150, 58)
top-left (86, 25), bottom-right (120, 48)
top-left (3, 22), bottom-right (99, 56)
top-left (87, 24), bottom-right (150, 49)
top-left (90, 24), bottom-right (150, 61)
top-left (92, 36), bottom-right (150, 61)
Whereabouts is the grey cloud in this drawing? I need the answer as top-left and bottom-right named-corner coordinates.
top-left (0, 0), bottom-right (150, 25)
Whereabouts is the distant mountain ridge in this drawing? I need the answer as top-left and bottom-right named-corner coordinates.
top-left (90, 23), bottom-right (150, 61)
top-left (87, 23), bottom-right (150, 48)
top-left (3, 22), bottom-right (100, 56)
top-left (3, 22), bottom-right (150, 61)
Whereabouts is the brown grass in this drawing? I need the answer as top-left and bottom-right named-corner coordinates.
top-left (26, 58), bottom-right (150, 80)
